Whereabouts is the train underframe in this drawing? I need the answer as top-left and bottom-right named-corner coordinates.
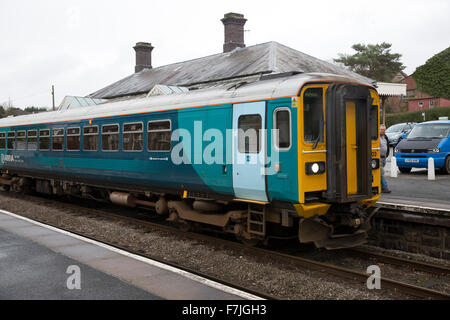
top-left (0, 172), bottom-right (378, 250)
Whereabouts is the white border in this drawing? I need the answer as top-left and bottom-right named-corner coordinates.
top-left (0, 208), bottom-right (264, 300)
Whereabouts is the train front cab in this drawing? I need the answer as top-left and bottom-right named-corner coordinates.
top-left (294, 83), bottom-right (381, 249)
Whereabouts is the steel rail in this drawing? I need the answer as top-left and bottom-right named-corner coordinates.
top-left (346, 247), bottom-right (450, 276)
top-left (2, 192), bottom-right (449, 300)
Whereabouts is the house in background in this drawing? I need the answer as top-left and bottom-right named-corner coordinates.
top-left (402, 75), bottom-right (450, 111)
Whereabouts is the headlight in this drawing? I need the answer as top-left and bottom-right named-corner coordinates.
top-left (305, 162), bottom-right (326, 175)
top-left (370, 159), bottom-right (380, 170)
top-left (428, 148), bottom-right (440, 153)
top-left (394, 147), bottom-right (399, 153)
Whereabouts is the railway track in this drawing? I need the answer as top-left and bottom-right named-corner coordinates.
top-left (2, 192), bottom-right (450, 300)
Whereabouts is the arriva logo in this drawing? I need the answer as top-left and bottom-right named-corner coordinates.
top-left (0, 154), bottom-right (14, 164)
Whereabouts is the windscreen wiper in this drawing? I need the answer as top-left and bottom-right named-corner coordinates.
top-left (312, 110), bottom-right (324, 149)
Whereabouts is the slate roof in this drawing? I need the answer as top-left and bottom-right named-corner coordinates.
top-left (89, 41), bottom-right (374, 99)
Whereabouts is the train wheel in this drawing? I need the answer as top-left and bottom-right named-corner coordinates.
top-left (236, 235), bottom-right (261, 247)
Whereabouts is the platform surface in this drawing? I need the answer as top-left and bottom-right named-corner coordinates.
top-left (381, 150), bottom-right (450, 211)
top-left (0, 211), bottom-right (256, 300)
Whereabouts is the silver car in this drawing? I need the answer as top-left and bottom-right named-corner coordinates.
top-left (385, 122), bottom-right (416, 146)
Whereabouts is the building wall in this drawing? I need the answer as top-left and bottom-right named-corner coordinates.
top-left (408, 97), bottom-right (450, 111)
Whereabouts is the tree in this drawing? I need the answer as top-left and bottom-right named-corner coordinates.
top-left (413, 46), bottom-right (450, 99)
top-left (334, 42), bottom-right (406, 82)
top-left (24, 106), bottom-right (48, 113)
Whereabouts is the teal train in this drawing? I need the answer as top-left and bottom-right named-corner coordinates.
top-left (0, 73), bottom-right (382, 249)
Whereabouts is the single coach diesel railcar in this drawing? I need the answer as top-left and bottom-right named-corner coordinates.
top-left (0, 73), bottom-right (381, 249)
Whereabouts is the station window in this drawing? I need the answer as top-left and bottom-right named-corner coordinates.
top-left (83, 126), bottom-right (98, 151)
top-left (238, 114), bottom-right (261, 154)
top-left (7, 131), bottom-right (15, 150)
top-left (148, 120), bottom-right (171, 151)
top-left (274, 108), bottom-right (291, 150)
top-left (39, 129), bottom-right (50, 150)
top-left (67, 127), bottom-right (80, 151)
top-left (16, 131), bottom-right (26, 150)
top-left (102, 124), bottom-right (119, 151)
top-left (52, 128), bottom-right (64, 151)
top-left (0, 132), bottom-right (5, 149)
top-left (370, 107), bottom-right (378, 140)
top-left (27, 130), bottom-right (37, 150)
top-left (123, 122), bottom-right (143, 151)
top-left (303, 87), bottom-right (324, 144)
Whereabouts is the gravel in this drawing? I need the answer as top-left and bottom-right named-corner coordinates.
top-left (0, 191), bottom-right (435, 300)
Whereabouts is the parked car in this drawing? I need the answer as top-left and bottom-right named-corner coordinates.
top-left (385, 122), bottom-right (416, 146)
top-left (394, 120), bottom-right (450, 174)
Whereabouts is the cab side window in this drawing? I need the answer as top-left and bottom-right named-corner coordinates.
top-left (274, 108), bottom-right (291, 150)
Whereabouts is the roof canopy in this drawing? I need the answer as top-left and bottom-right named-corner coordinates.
top-left (376, 82), bottom-right (406, 97)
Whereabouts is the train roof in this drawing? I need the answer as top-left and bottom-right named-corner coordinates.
top-left (0, 73), bottom-right (375, 128)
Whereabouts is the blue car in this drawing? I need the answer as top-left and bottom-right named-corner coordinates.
top-left (394, 120), bottom-right (450, 174)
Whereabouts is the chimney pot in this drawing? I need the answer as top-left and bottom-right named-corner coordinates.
top-left (134, 42), bottom-right (154, 73)
top-left (221, 13), bottom-right (247, 53)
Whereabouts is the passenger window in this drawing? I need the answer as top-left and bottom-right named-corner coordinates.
top-left (123, 122), bottom-right (143, 151)
top-left (39, 130), bottom-right (50, 150)
top-left (7, 131), bottom-right (15, 150)
top-left (27, 130), bottom-right (37, 150)
top-left (370, 107), bottom-right (379, 140)
top-left (16, 131), bottom-right (26, 150)
top-left (52, 128), bottom-right (64, 151)
top-left (303, 88), bottom-right (324, 143)
top-left (238, 114), bottom-right (261, 153)
top-left (0, 132), bottom-right (5, 149)
top-left (102, 124), bottom-right (119, 151)
top-left (83, 126), bottom-right (98, 151)
top-left (67, 127), bottom-right (80, 151)
top-left (148, 120), bottom-right (171, 151)
top-left (274, 109), bottom-right (291, 149)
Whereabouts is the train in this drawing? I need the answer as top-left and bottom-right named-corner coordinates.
top-left (0, 73), bottom-right (381, 249)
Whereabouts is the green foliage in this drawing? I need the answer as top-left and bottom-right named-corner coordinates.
top-left (334, 42), bottom-right (406, 82)
top-left (386, 106), bottom-right (450, 127)
top-left (24, 106), bottom-right (47, 113)
top-left (413, 47), bottom-right (450, 99)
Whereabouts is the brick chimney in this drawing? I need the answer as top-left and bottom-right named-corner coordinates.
top-left (133, 42), bottom-right (154, 73)
top-left (221, 13), bottom-right (247, 53)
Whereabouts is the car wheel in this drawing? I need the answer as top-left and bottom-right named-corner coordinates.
top-left (442, 156), bottom-right (450, 175)
top-left (399, 167), bottom-right (411, 173)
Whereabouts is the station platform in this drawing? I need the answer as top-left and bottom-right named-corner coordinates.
top-left (0, 210), bottom-right (259, 300)
top-left (380, 151), bottom-right (450, 213)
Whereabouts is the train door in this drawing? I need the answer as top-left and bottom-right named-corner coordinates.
top-left (232, 101), bottom-right (268, 201)
top-left (346, 101), bottom-right (358, 195)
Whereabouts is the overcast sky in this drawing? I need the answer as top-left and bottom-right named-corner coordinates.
top-left (1, 0), bottom-right (449, 109)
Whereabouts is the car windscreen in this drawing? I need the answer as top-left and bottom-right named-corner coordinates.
top-left (386, 123), bottom-right (405, 133)
top-left (407, 124), bottom-right (450, 139)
